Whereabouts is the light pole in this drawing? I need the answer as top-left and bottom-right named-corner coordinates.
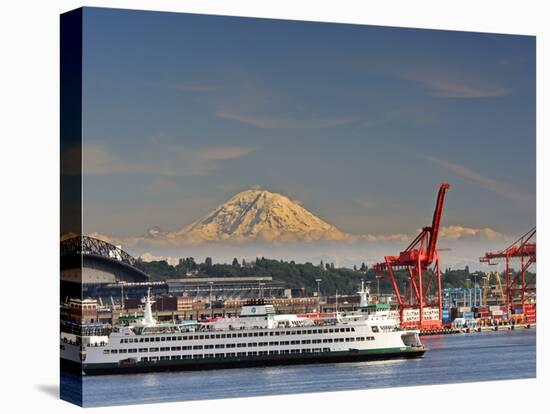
top-left (315, 278), bottom-right (322, 311)
top-left (208, 282), bottom-right (213, 318)
top-left (376, 275), bottom-right (382, 303)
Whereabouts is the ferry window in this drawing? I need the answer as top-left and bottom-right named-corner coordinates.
top-left (171, 355), bottom-right (180, 360)
top-left (303, 348), bottom-right (311, 353)
top-left (291, 349), bottom-right (300, 354)
top-left (160, 356), bottom-right (169, 361)
top-left (172, 336), bottom-right (177, 341)
top-left (161, 337), bottom-right (166, 341)
top-left (221, 334), bottom-right (227, 339)
top-left (351, 328), bottom-right (356, 332)
top-left (307, 330), bottom-right (312, 334)
top-left (248, 342), bottom-right (258, 347)
top-left (269, 341), bottom-right (279, 346)
top-left (275, 332), bottom-right (280, 336)
top-left (128, 349), bottom-right (137, 353)
top-left (291, 340), bottom-right (300, 345)
top-left (232, 333), bottom-right (237, 338)
top-left (103, 350), bottom-right (110, 354)
top-left (193, 345), bottom-right (203, 350)
top-left (182, 346), bottom-right (192, 350)
top-left (139, 338), bottom-right (144, 342)
top-left (269, 350), bottom-right (278, 355)
top-left (119, 349), bottom-right (127, 353)
top-left (253, 332), bottom-right (259, 337)
top-left (312, 339), bottom-right (321, 344)
top-left (111, 349), bottom-right (118, 354)
top-left (227, 344), bottom-right (236, 348)
top-left (269, 332), bottom-right (274, 336)
top-left (141, 357), bottom-right (148, 362)
top-left (237, 343), bottom-right (245, 348)
top-left (215, 334), bottom-right (221, 339)
top-left (237, 352), bottom-right (246, 357)
top-left (312, 329), bottom-right (318, 334)
top-left (248, 351), bottom-right (257, 356)
top-left (160, 347), bottom-right (170, 352)
top-left (149, 347), bottom-right (159, 352)
top-left (215, 344), bottom-right (224, 349)
top-left (171, 346), bottom-right (181, 351)
top-left (155, 337), bottom-right (160, 342)
top-left (372, 326), bottom-right (379, 333)
top-left (329, 329), bottom-right (334, 333)
top-left (301, 340), bottom-right (311, 344)
top-left (177, 336), bottom-right (182, 340)
top-left (144, 338), bottom-right (149, 342)
top-left (280, 341), bottom-right (289, 346)
top-left (205, 344), bottom-right (214, 349)
top-left (199, 335), bottom-right (204, 340)
top-left (139, 348), bottom-right (148, 352)
top-left (237, 333), bottom-right (242, 338)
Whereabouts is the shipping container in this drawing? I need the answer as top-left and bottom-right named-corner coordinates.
top-left (512, 309), bottom-right (523, 314)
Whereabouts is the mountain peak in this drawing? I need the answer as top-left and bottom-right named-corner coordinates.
top-left (170, 188), bottom-right (348, 244)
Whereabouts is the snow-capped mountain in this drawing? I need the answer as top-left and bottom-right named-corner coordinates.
top-left (164, 188), bottom-right (349, 244)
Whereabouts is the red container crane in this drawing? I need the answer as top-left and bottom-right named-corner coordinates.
top-left (480, 227), bottom-right (536, 320)
top-left (373, 183), bottom-right (450, 331)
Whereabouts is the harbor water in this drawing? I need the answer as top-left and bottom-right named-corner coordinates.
top-left (62, 329), bottom-right (536, 407)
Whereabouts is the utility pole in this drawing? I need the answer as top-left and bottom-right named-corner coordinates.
top-left (208, 282), bottom-right (214, 318)
top-left (315, 278), bottom-right (322, 312)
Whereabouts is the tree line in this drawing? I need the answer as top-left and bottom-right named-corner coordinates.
top-left (134, 257), bottom-right (534, 296)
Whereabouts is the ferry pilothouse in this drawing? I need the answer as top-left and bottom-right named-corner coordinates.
top-left (61, 286), bottom-right (426, 375)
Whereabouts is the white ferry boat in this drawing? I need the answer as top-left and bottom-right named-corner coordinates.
top-left (61, 289), bottom-right (425, 375)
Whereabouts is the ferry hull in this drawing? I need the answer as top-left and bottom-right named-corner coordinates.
top-left (64, 347), bottom-right (426, 376)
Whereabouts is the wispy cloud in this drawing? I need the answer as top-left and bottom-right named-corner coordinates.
top-left (78, 142), bottom-right (254, 177)
top-left (421, 154), bottom-right (532, 202)
top-left (440, 225), bottom-right (504, 241)
top-left (218, 110), bottom-right (353, 130)
top-left (195, 146), bottom-right (254, 161)
top-left (403, 71), bottom-right (509, 98)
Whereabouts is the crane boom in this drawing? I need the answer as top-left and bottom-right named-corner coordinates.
top-left (427, 183), bottom-right (450, 263)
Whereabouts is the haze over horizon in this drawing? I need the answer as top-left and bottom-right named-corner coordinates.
top-left (78, 8), bottom-right (535, 270)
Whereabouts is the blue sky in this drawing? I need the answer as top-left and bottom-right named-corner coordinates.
top-left (81, 7), bottom-right (535, 254)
